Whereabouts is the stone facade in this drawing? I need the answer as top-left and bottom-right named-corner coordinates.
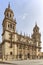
top-left (40, 52), bottom-right (43, 59)
top-left (0, 3), bottom-right (41, 60)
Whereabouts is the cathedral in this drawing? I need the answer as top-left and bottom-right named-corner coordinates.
top-left (0, 4), bottom-right (41, 60)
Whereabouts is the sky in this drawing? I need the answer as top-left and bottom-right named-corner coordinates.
top-left (0, 0), bottom-right (43, 51)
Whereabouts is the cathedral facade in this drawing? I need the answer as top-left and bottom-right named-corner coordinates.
top-left (1, 4), bottom-right (41, 60)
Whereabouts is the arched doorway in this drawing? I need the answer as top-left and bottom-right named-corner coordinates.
top-left (9, 52), bottom-right (13, 60)
top-left (19, 54), bottom-right (22, 59)
top-left (27, 53), bottom-right (30, 58)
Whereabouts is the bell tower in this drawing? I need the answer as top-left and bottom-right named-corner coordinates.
top-left (32, 23), bottom-right (41, 45)
top-left (2, 3), bottom-right (16, 33)
top-left (2, 3), bottom-right (16, 41)
top-left (32, 23), bottom-right (41, 59)
top-left (2, 3), bottom-right (16, 60)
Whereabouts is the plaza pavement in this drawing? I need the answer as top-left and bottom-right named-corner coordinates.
top-left (0, 59), bottom-right (43, 65)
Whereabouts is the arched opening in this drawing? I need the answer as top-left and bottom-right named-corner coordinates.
top-left (7, 13), bottom-right (8, 17)
top-left (19, 54), bottom-right (22, 59)
top-left (27, 53), bottom-right (30, 58)
top-left (10, 52), bottom-right (12, 55)
top-left (10, 14), bottom-right (11, 17)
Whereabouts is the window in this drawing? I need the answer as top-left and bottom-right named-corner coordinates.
top-left (8, 24), bottom-right (9, 28)
top-left (10, 52), bottom-right (12, 55)
top-left (7, 13), bottom-right (8, 17)
top-left (8, 23), bottom-right (15, 30)
top-left (19, 54), bottom-right (22, 58)
top-left (10, 14), bottom-right (11, 17)
top-left (10, 24), bottom-right (12, 28)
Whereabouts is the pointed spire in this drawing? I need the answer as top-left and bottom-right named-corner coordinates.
top-left (35, 21), bottom-right (37, 26)
top-left (8, 2), bottom-right (10, 8)
top-left (33, 21), bottom-right (39, 32)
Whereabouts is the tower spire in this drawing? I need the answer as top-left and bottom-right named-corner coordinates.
top-left (35, 21), bottom-right (37, 26)
top-left (8, 2), bottom-right (10, 8)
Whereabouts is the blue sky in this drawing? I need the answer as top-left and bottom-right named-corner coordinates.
top-left (0, 0), bottom-right (43, 51)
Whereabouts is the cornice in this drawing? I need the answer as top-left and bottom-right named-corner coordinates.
top-left (2, 18), bottom-right (16, 26)
top-left (2, 29), bottom-right (17, 36)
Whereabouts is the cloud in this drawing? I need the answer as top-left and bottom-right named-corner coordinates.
top-left (22, 13), bottom-right (27, 20)
top-left (18, 13), bottom-right (28, 21)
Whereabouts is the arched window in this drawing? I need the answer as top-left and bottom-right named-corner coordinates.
top-left (10, 24), bottom-right (12, 28)
top-left (10, 52), bottom-right (12, 55)
top-left (10, 14), bottom-right (11, 17)
top-left (7, 13), bottom-right (8, 17)
top-left (8, 24), bottom-right (10, 28)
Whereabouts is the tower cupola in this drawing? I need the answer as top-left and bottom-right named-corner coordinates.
top-left (33, 23), bottom-right (39, 33)
top-left (4, 3), bottom-right (14, 20)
